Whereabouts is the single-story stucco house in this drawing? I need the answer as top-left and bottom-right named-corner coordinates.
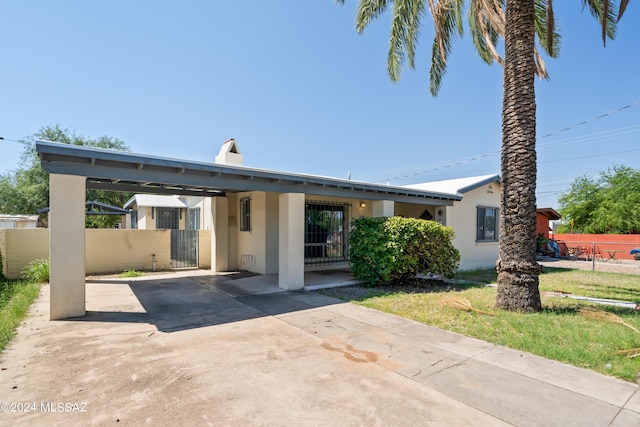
top-left (36, 138), bottom-right (501, 319)
top-left (121, 140), bottom-right (501, 272)
top-left (123, 194), bottom-right (206, 230)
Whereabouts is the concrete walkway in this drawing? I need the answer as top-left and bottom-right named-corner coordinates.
top-left (1, 271), bottom-right (639, 426)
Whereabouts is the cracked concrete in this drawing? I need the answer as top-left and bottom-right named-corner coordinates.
top-left (1, 271), bottom-right (639, 426)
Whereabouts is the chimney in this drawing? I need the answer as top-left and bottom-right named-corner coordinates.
top-left (215, 138), bottom-right (243, 166)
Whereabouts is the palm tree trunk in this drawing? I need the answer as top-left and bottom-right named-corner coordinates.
top-left (495, 0), bottom-right (542, 312)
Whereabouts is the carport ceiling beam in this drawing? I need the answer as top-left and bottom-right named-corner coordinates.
top-left (87, 181), bottom-right (226, 197)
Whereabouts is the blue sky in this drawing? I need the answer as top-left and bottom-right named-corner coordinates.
top-left (1, 1), bottom-right (638, 209)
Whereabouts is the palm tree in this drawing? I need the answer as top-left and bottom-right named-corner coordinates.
top-left (337, 0), bottom-right (629, 311)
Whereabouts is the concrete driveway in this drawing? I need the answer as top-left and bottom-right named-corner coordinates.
top-left (1, 270), bottom-right (639, 426)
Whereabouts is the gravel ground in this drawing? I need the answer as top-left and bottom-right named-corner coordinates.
top-left (539, 257), bottom-right (640, 275)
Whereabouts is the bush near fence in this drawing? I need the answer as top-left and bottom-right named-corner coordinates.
top-left (552, 233), bottom-right (640, 261)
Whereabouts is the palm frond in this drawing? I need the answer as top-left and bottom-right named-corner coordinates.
top-left (582, 0), bottom-right (617, 44)
top-left (546, 0), bottom-right (555, 54)
top-left (618, 0), bottom-right (629, 22)
top-left (355, 0), bottom-right (391, 33)
top-left (429, 0), bottom-right (464, 96)
top-left (534, 46), bottom-right (549, 80)
top-left (468, 0), bottom-right (505, 66)
top-left (388, 0), bottom-right (410, 82)
top-left (534, 0), bottom-right (561, 58)
top-left (406, 0), bottom-right (426, 69)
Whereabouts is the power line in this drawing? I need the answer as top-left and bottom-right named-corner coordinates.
top-left (366, 100), bottom-right (640, 183)
top-left (538, 101), bottom-right (640, 140)
top-left (0, 136), bottom-right (29, 145)
top-left (542, 147), bottom-right (640, 164)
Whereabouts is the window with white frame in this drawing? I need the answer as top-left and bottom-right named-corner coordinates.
top-left (477, 207), bottom-right (498, 242)
top-left (240, 197), bottom-right (251, 231)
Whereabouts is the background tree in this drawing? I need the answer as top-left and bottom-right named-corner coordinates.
top-left (558, 165), bottom-right (640, 234)
top-left (337, 0), bottom-right (628, 311)
top-left (0, 125), bottom-right (132, 228)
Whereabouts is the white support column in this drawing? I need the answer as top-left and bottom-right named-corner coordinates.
top-left (372, 200), bottom-right (394, 217)
top-left (49, 174), bottom-right (86, 320)
top-left (278, 193), bottom-right (304, 290)
top-left (211, 197), bottom-right (229, 272)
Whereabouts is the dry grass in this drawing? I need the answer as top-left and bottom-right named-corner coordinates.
top-left (579, 307), bottom-right (640, 334)
top-left (440, 295), bottom-right (495, 316)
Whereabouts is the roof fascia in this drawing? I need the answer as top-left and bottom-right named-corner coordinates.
top-left (37, 141), bottom-right (461, 206)
top-left (457, 175), bottom-right (501, 194)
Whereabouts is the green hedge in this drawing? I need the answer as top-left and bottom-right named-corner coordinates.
top-left (349, 216), bottom-right (460, 285)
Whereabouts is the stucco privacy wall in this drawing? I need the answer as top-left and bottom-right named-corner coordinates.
top-left (85, 229), bottom-right (171, 273)
top-left (1, 229), bottom-right (49, 279)
top-left (0, 229), bottom-right (212, 279)
top-left (198, 230), bottom-right (211, 269)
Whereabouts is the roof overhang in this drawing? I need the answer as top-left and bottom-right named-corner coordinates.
top-left (537, 207), bottom-right (561, 220)
top-left (36, 141), bottom-right (461, 206)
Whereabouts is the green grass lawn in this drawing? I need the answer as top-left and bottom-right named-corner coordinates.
top-left (0, 279), bottom-right (42, 353)
top-left (322, 268), bottom-right (640, 382)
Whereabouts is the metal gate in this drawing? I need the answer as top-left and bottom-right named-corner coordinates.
top-left (170, 230), bottom-right (198, 268)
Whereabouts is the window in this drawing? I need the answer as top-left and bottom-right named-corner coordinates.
top-left (187, 208), bottom-right (200, 230)
top-left (240, 197), bottom-right (251, 231)
top-left (477, 207), bottom-right (499, 242)
top-left (157, 208), bottom-right (180, 229)
top-left (131, 210), bottom-right (138, 229)
top-left (305, 201), bottom-right (350, 265)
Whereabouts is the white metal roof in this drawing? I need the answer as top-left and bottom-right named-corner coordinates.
top-left (405, 174), bottom-right (500, 196)
top-left (124, 194), bottom-right (187, 209)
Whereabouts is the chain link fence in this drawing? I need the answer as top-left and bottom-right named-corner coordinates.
top-left (540, 240), bottom-right (640, 273)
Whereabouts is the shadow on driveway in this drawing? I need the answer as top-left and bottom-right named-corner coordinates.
top-left (67, 273), bottom-right (343, 333)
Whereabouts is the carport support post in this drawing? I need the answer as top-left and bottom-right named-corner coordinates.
top-left (49, 174), bottom-right (86, 320)
top-left (211, 197), bottom-right (229, 271)
top-left (278, 193), bottom-right (304, 290)
top-left (372, 200), bottom-right (394, 217)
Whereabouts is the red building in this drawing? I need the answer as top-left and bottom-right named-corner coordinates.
top-left (536, 208), bottom-right (561, 240)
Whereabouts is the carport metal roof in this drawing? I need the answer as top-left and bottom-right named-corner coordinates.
top-left (36, 141), bottom-right (461, 206)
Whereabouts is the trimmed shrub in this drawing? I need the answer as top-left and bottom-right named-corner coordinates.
top-left (21, 259), bottom-right (50, 283)
top-left (349, 216), bottom-right (460, 285)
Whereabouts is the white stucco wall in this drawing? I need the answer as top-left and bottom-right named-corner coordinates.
top-left (236, 191), bottom-right (269, 274)
top-left (447, 183), bottom-right (500, 271)
top-left (226, 193), bottom-right (238, 270)
top-left (137, 206), bottom-right (151, 230)
top-left (265, 193), bottom-right (279, 274)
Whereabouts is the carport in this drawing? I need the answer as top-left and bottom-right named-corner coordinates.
top-left (36, 141), bottom-right (460, 319)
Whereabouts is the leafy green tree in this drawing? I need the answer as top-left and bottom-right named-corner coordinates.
top-left (558, 165), bottom-right (640, 234)
top-left (0, 125), bottom-right (132, 228)
top-left (337, 0), bottom-right (629, 311)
